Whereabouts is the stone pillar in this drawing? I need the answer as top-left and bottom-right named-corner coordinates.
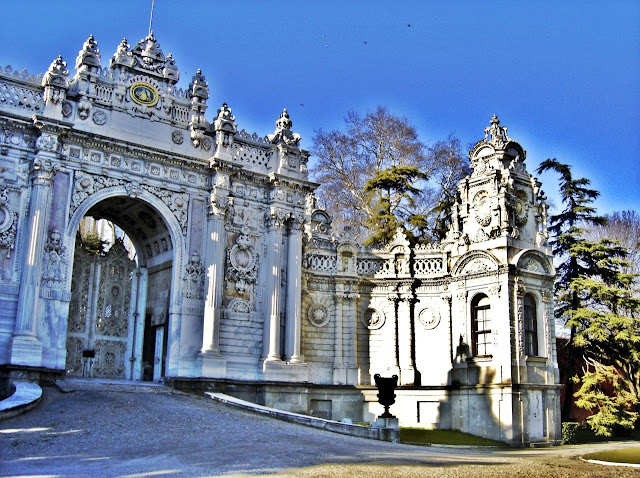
top-left (201, 212), bottom-right (225, 354)
top-left (344, 289), bottom-right (360, 383)
top-left (262, 208), bottom-right (286, 363)
top-left (198, 178), bottom-right (228, 377)
top-left (9, 137), bottom-right (59, 367)
top-left (333, 291), bottom-right (345, 384)
top-left (396, 282), bottom-right (416, 385)
top-left (284, 217), bottom-right (304, 363)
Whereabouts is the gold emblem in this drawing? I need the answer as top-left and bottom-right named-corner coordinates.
top-left (129, 82), bottom-right (158, 107)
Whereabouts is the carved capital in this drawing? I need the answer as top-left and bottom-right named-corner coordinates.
top-left (31, 157), bottom-right (59, 186)
top-left (209, 193), bottom-right (228, 217)
top-left (265, 207), bottom-right (289, 230)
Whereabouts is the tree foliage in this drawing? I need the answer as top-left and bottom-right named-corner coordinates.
top-left (538, 159), bottom-right (640, 434)
top-left (311, 106), bottom-right (469, 242)
top-left (586, 210), bottom-right (640, 275)
top-left (536, 158), bottom-right (607, 421)
top-left (569, 239), bottom-right (640, 436)
top-left (363, 165), bottom-right (428, 246)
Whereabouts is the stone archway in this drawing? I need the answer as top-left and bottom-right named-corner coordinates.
top-left (65, 193), bottom-right (183, 381)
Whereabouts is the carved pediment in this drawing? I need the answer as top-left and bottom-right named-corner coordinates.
top-left (452, 251), bottom-right (500, 276)
top-left (514, 249), bottom-right (553, 275)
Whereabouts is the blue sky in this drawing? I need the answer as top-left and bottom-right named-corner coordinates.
top-left (1, 1), bottom-right (638, 215)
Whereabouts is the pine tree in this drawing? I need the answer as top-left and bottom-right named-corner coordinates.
top-left (363, 165), bottom-right (428, 247)
top-left (569, 239), bottom-right (640, 435)
top-left (536, 158), bottom-right (606, 421)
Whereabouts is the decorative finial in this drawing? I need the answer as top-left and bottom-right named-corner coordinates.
top-left (484, 114), bottom-right (510, 147)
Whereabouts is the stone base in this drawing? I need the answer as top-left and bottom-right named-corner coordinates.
top-left (375, 416), bottom-right (400, 429)
top-left (262, 359), bottom-right (309, 382)
top-left (197, 352), bottom-right (227, 378)
top-left (9, 334), bottom-right (42, 368)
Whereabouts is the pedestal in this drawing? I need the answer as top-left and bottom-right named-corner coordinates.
top-left (9, 334), bottom-right (42, 367)
top-left (198, 351), bottom-right (227, 378)
top-left (374, 417), bottom-right (400, 429)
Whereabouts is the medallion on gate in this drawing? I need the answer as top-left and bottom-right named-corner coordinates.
top-left (129, 82), bottom-right (158, 107)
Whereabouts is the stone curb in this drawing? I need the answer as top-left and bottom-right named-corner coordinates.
top-left (55, 378), bottom-right (174, 394)
top-left (580, 457), bottom-right (640, 468)
top-left (205, 391), bottom-right (400, 443)
top-left (0, 381), bottom-right (42, 421)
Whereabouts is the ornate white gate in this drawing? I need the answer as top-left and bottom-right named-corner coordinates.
top-left (66, 239), bottom-right (138, 379)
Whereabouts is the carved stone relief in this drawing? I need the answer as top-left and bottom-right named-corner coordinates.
top-left (183, 252), bottom-right (204, 300)
top-left (418, 306), bottom-right (441, 330)
top-left (42, 229), bottom-right (67, 289)
top-left (226, 228), bottom-right (258, 295)
top-left (0, 189), bottom-right (18, 258)
top-left (308, 303), bottom-right (330, 327)
top-left (362, 308), bottom-right (385, 330)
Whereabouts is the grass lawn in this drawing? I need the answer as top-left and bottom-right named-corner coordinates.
top-left (583, 447), bottom-right (640, 465)
top-left (400, 427), bottom-right (508, 446)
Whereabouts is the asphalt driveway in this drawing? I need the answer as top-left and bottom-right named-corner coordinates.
top-left (0, 382), bottom-right (638, 477)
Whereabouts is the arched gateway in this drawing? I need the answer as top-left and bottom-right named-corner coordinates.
top-left (0, 33), bottom-right (562, 446)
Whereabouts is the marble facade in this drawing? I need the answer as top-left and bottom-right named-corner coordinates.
top-left (0, 33), bottom-right (561, 446)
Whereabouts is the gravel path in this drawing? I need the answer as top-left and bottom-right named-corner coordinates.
top-left (0, 384), bottom-right (638, 477)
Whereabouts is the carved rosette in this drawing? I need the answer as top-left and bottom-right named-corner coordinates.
top-left (225, 229), bottom-right (258, 295)
top-left (183, 252), bottom-right (204, 300)
top-left (0, 189), bottom-right (18, 258)
top-left (42, 229), bottom-right (67, 289)
top-left (308, 303), bottom-right (330, 327)
top-left (362, 307), bottom-right (385, 330)
top-left (418, 307), bottom-right (441, 330)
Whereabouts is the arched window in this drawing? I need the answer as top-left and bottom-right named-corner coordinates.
top-left (472, 295), bottom-right (492, 356)
top-left (524, 294), bottom-right (538, 356)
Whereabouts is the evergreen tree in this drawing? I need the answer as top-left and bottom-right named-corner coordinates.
top-left (363, 165), bottom-right (428, 247)
top-left (569, 239), bottom-right (640, 435)
top-left (536, 158), bottom-right (606, 421)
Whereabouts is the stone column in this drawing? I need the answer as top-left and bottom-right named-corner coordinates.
top-left (200, 209), bottom-right (225, 355)
top-left (396, 282), bottom-right (416, 385)
top-left (262, 208), bottom-right (286, 362)
top-left (333, 290), bottom-right (345, 383)
top-left (284, 216), bottom-right (304, 363)
top-left (344, 288), bottom-right (360, 384)
top-left (9, 137), bottom-right (59, 366)
top-left (198, 180), bottom-right (229, 377)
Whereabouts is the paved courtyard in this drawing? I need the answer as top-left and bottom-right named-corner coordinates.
top-left (0, 384), bottom-right (638, 477)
